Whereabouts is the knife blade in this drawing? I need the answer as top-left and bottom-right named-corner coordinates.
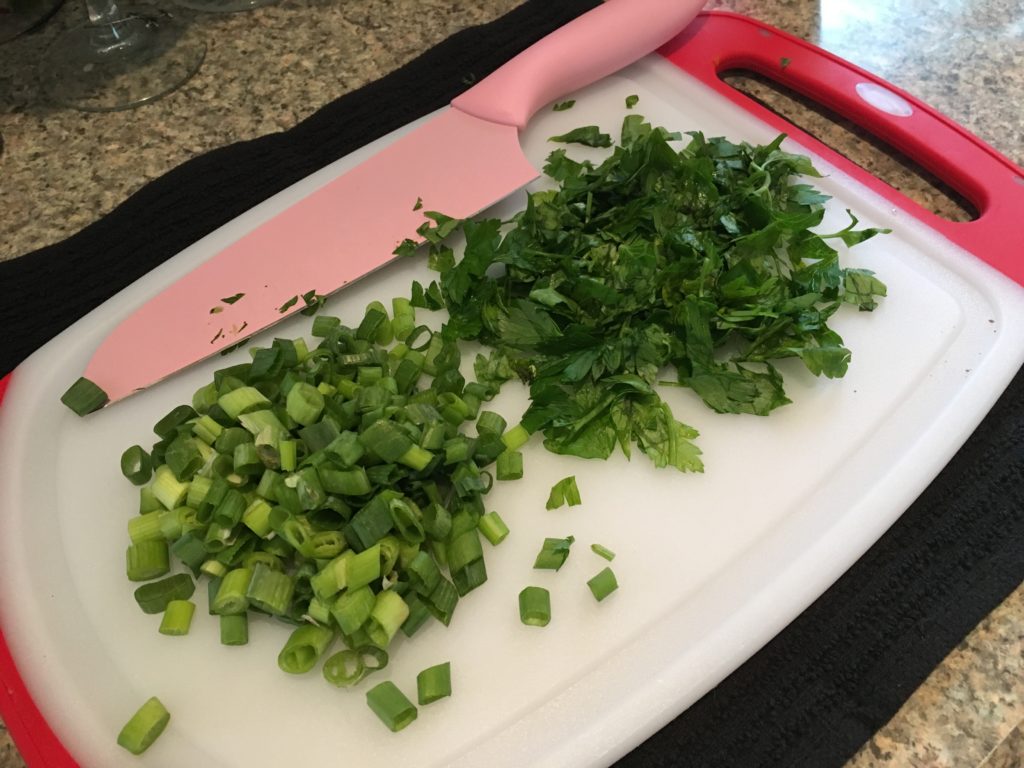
top-left (75, 0), bottom-right (706, 409)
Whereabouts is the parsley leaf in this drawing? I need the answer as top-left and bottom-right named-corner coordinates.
top-left (553, 100), bottom-right (576, 111)
top-left (549, 126), bottom-right (613, 148)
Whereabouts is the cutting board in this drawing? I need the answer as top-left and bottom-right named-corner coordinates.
top-left (3, 13), bottom-right (1024, 768)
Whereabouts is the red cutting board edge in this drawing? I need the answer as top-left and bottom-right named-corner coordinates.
top-left (2, 11), bottom-right (1023, 767)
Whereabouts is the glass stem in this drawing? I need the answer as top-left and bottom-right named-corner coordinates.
top-left (85, 0), bottom-right (123, 24)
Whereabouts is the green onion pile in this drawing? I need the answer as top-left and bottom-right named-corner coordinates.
top-left (120, 302), bottom-right (526, 703)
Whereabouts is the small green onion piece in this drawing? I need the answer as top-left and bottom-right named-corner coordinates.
top-left (518, 586), bottom-right (551, 627)
top-left (310, 551), bottom-right (354, 601)
top-left (475, 411), bottom-right (507, 436)
top-left (366, 681), bottom-right (417, 733)
top-left (495, 450), bottom-right (523, 481)
top-left (232, 442), bottom-right (261, 475)
top-left (407, 550), bottom-right (441, 596)
top-left (424, 578), bottom-right (458, 626)
top-left (200, 559), bottom-right (228, 579)
top-left (319, 466), bottom-right (372, 496)
top-left (126, 540), bottom-right (170, 581)
top-left (169, 532), bottom-right (207, 573)
top-left (286, 382), bottom-right (325, 426)
top-left (186, 475), bottom-right (212, 509)
top-left (501, 423), bottom-right (531, 451)
top-left (191, 414), bottom-right (224, 445)
top-left (345, 543), bottom-right (382, 590)
top-left (478, 511), bottom-right (509, 545)
top-left (365, 590), bottom-right (410, 648)
top-left (220, 613), bottom-right (249, 646)
top-left (134, 574), bottom-right (195, 614)
top-left (217, 386), bottom-right (270, 420)
top-left (61, 377), bottom-right (109, 416)
top-left (116, 697), bottom-right (170, 755)
top-left (279, 439), bottom-right (298, 472)
top-left (241, 498), bottom-right (273, 537)
top-left (152, 465), bottom-right (189, 510)
top-left (120, 446), bottom-right (152, 485)
top-left (322, 648), bottom-right (366, 688)
top-left (246, 562), bottom-right (295, 616)
top-left (305, 595), bottom-right (333, 625)
top-left (448, 530), bottom-right (486, 597)
top-left (546, 475), bottom-right (582, 510)
top-left (211, 567), bottom-right (253, 615)
top-left (400, 593), bottom-right (432, 638)
top-left (278, 624), bottom-right (335, 675)
top-left (533, 536), bottom-right (575, 571)
top-left (591, 543), bottom-right (616, 561)
top-left (127, 512), bottom-right (164, 544)
top-left (311, 314), bottom-right (341, 337)
top-left (331, 585), bottom-right (376, 636)
top-left (158, 600), bottom-right (196, 636)
top-left (153, 405), bottom-right (198, 438)
top-left (416, 662), bottom-right (452, 705)
top-left (139, 485), bottom-right (162, 515)
top-left (310, 530), bottom-right (346, 559)
top-left (587, 567), bottom-right (618, 602)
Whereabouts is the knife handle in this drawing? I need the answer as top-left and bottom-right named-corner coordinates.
top-left (452, 0), bottom-right (706, 128)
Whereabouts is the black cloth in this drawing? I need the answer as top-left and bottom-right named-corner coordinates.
top-left (3, 2), bottom-right (1022, 766)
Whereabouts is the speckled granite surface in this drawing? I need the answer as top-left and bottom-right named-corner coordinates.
top-left (1, 1), bottom-right (1022, 766)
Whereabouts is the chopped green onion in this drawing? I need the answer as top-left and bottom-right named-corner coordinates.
top-left (501, 423), bottom-right (531, 451)
top-left (331, 585), bottom-right (375, 636)
top-left (126, 540), bottom-right (170, 581)
top-left (495, 450), bottom-right (523, 481)
top-left (211, 567), bottom-right (253, 615)
top-left (591, 543), bottom-right (616, 561)
top-left (286, 382), bottom-right (325, 426)
top-left (116, 697), bottom-right (170, 755)
top-left (587, 566), bottom-right (618, 602)
top-left (277, 624), bottom-right (335, 674)
top-left (477, 511), bottom-right (509, 545)
top-left (152, 465), bottom-right (189, 510)
top-left (220, 613), bottom-right (249, 646)
top-left (416, 661), bottom-right (452, 705)
top-left (246, 563), bottom-right (295, 616)
top-left (518, 586), bottom-right (551, 627)
top-left (533, 535), bottom-right (575, 571)
top-left (61, 377), bottom-right (109, 416)
top-left (322, 648), bottom-right (365, 688)
top-left (217, 386), bottom-right (270, 420)
top-left (366, 681), bottom-right (417, 732)
top-left (345, 543), bottom-right (382, 590)
top-left (158, 600), bottom-right (196, 636)
top-left (134, 573), bottom-right (195, 614)
top-left (120, 446), bottom-right (152, 485)
top-left (365, 590), bottom-right (409, 648)
top-left (546, 475), bottom-right (582, 509)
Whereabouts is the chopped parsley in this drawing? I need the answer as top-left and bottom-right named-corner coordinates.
top-left (553, 100), bottom-right (576, 112)
top-left (402, 112), bottom-right (887, 470)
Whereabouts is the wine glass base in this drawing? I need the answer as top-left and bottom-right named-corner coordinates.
top-left (40, 8), bottom-right (206, 112)
top-left (173, 0), bottom-right (276, 13)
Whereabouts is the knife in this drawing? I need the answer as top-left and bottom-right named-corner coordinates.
top-left (66, 0), bottom-right (706, 412)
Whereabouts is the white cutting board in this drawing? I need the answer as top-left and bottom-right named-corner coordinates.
top-left (3, 54), bottom-right (1024, 768)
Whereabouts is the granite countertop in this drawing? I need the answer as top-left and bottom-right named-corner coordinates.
top-left (1, 1), bottom-right (1022, 766)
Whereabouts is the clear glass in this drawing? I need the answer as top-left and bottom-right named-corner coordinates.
top-left (0, 0), bottom-right (65, 44)
top-left (172, 0), bottom-right (276, 14)
top-left (38, 0), bottom-right (206, 112)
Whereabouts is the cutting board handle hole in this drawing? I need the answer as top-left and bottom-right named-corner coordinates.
top-left (719, 70), bottom-right (979, 223)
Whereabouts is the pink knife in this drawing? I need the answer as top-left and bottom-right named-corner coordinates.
top-left (71, 0), bottom-right (706, 410)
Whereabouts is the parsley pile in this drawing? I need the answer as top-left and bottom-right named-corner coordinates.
top-left (398, 111), bottom-right (887, 471)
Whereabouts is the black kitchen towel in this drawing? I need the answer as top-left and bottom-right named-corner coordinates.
top-left (2, 2), bottom-right (1022, 767)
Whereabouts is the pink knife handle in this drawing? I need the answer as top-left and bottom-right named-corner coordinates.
top-left (660, 12), bottom-right (1024, 286)
top-left (452, 0), bottom-right (707, 128)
